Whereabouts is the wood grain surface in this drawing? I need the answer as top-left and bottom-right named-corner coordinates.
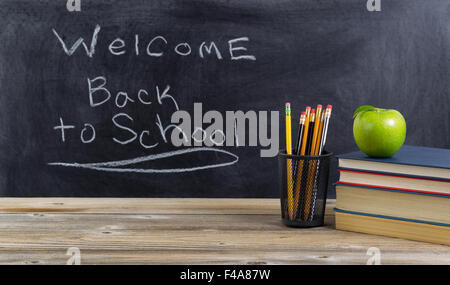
top-left (0, 198), bottom-right (448, 265)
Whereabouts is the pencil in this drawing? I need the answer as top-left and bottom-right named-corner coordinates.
top-left (292, 112), bottom-right (306, 204)
top-left (292, 111), bottom-right (307, 200)
top-left (314, 111), bottom-right (325, 156)
top-left (305, 109), bottom-right (316, 155)
top-left (302, 108), bottom-right (318, 219)
top-left (307, 105), bottom-right (333, 220)
top-left (285, 103), bottom-right (294, 219)
top-left (299, 107), bottom-right (311, 156)
top-left (285, 103), bottom-right (292, 155)
top-left (294, 112), bottom-right (307, 155)
top-left (310, 104), bottom-right (323, 155)
top-left (292, 107), bottom-right (310, 217)
top-left (318, 105), bottom-right (332, 155)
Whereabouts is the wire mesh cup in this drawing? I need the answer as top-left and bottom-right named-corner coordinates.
top-left (278, 150), bottom-right (333, 227)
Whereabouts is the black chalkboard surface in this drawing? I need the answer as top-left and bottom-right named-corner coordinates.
top-left (0, 0), bottom-right (448, 197)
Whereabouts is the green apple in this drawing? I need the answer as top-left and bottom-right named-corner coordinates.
top-left (353, 105), bottom-right (406, 158)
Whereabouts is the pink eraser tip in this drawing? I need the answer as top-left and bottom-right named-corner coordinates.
top-left (327, 104), bottom-right (332, 109)
top-left (317, 104), bottom-right (322, 109)
top-left (306, 106), bottom-right (311, 110)
top-left (285, 103), bottom-right (290, 107)
top-left (311, 109), bottom-right (316, 113)
top-left (301, 111), bottom-right (306, 115)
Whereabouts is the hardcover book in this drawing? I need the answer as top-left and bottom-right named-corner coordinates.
top-left (337, 145), bottom-right (450, 180)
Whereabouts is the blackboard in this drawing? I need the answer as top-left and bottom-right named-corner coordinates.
top-left (0, 0), bottom-right (448, 197)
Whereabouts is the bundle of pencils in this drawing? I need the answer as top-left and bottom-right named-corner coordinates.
top-left (284, 104), bottom-right (333, 221)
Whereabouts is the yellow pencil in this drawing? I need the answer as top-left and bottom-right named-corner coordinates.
top-left (303, 104), bottom-right (332, 220)
top-left (285, 103), bottom-right (294, 219)
top-left (292, 106), bottom-right (310, 217)
top-left (303, 105), bottom-right (323, 219)
top-left (314, 111), bottom-right (325, 156)
top-left (299, 107), bottom-right (311, 156)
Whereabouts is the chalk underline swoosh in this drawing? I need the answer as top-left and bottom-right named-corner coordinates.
top-left (47, 147), bottom-right (239, 173)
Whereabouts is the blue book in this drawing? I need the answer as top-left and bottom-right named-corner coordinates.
top-left (337, 145), bottom-right (450, 181)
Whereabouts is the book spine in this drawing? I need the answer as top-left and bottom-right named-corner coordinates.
top-left (336, 181), bottom-right (450, 197)
top-left (338, 168), bottom-right (450, 183)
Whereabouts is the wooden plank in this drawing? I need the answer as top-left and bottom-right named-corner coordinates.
top-left (0, 198), bottom-right (282, 215)
top-left (0, 198), bottom-right (448, 265)
top-left (2, 246), bottom-right (449, 265)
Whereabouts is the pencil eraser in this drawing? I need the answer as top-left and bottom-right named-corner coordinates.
top-left (311, 109), bottom-right (316, 113)
top-left (327, 104), bottom-right (332, 109)
top-left (301, 111), bottom-right (306, 115)
top-left (285, 102), bottom-right (290, 107)
top-left (317, 104), bottom-right (322, 109)
top-left (306, 106), bottom-right (311, 110)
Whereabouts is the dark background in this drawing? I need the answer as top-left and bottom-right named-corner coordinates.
top-left (0, 0), bottom-right (448, 197)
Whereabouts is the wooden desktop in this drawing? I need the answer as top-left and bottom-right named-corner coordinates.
top-left (0, 198), bottom-right (448, 264)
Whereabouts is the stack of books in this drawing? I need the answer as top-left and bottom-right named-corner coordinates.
top-left (335, 145), bottom-right (450, 245)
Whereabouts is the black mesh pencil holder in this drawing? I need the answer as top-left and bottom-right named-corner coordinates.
top-left (278, 150), bottom-right (333, 227)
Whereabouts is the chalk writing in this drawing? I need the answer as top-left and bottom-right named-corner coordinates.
top-left (52, 25), bottom-right (256, 60)
top-left (48, 147), bottom-right (239, 173)
top-left (49, 23), bottom-right (262, 174)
